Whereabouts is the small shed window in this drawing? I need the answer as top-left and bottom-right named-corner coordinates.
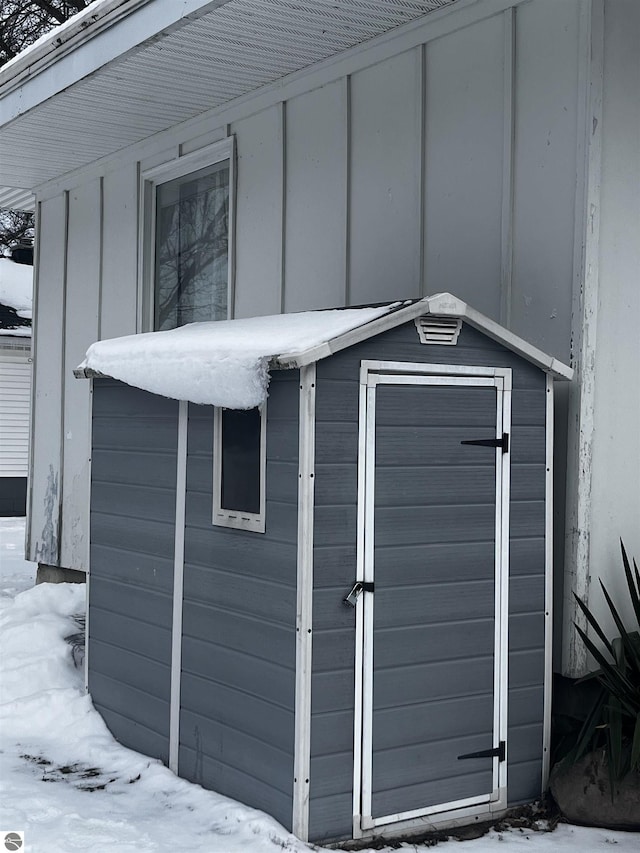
top-left (213, 406), bottom-right (266, 533)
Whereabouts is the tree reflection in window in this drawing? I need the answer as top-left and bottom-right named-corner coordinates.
top-left (154, 160), bottom-right (229, 331)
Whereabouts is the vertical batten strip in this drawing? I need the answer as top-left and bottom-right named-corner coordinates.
top-left (419, 42), bottom-right (427, 296)
top-left (26, 199), bottom-right (41, 557)
top-left (280, 101), bottom-right (287, 315)
top-left (500, 7), bottom-right (515, 327)
top-left (169, 399), bottom-right (188, 774)
top-left (542, 374), bottom-right (554, 789)
top-left (292, 363), bottom-right (316, 841)
top-left (344, 75), bottom-right (352, 305)
top-left (57, 190), bottom-right (70, 564)
top-left (97, 176), bottom-right (104, 341)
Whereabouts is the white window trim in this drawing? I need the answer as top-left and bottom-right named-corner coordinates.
top-left (212, 404), bottom-right (266, 534)
top-left (138, 136), bottom-right (236, 333)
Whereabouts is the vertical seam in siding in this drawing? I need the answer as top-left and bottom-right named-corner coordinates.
top-left (26, 199), bottom-right (40, 557)
top-left (280, 101), bottom-right (287, 315)
top-left (97, 176), bottom-right (104, 341)
top-left (541, 374), bottom-right (554, 789)
top-left (58, 190), bottom-right (70, 566)
top-left (500, 6), bottom-right (515, 328)
top-left (229, 132), bottom-right (237, 320)
top-left (344, 75), bottom-right (352, 306)
top-left (169, 399), bottom-right (188, 773)
top-left (419, 42), bottom-right (427, 297)
top-left (292, 363), bottom-right (316, 841)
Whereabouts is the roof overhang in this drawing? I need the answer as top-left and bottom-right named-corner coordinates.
top-left (0, 0), bottom-right (463, 203)
top-left (75, 293), bottom-right (573, 386)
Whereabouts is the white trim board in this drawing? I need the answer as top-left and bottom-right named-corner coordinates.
top-left (168, 399), bottom-right (188, 773)
top-left (292, 363), bottom-right (316, 841)
top-left (277, 293), bottom-right (573, 380)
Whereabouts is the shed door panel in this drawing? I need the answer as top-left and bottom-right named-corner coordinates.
top-left (362, 378), bottom-right (507, 828)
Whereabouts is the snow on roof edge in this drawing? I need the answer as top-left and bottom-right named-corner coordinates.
top-left (77, 296), bottom-right (572, 408)
top-left (77, 305), bottom-right (398, 408)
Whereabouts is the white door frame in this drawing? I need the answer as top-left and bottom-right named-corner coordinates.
top-left (352, 360), bottom-right (511, 839)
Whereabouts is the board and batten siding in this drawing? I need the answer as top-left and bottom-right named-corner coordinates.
top-left (0, 355), bottom-right (31, 477)
top-left (89, 380), bottom-right (178, 764)
top-left (309, 322), bottom-right (548, 844)
top-left (29, 0), bottom-right (583, 590)
top-left (178, 371), bottom-right (299, 831)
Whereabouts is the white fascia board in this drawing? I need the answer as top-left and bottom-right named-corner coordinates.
top-left (446, 303), bottom-right (574, 381)
top-left (277, 293), bottom-right (574, 381)
top-left (0, 0), bottom-right (231, 125)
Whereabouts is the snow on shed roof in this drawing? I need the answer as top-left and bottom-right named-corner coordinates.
top-left (77, 294), bottom-right (572, 409)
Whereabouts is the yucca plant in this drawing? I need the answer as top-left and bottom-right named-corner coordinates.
top-left (570, 540), bottom-right (640, 786)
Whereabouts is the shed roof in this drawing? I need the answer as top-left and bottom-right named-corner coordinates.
top-left (0, 0), bottom-right (461, 206)
top-left (76, 293), bottom-right (573, 408)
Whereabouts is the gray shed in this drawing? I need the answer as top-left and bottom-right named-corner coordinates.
top-left (80, 293), bottom-right (572, 845)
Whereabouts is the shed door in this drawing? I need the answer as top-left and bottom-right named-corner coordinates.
top-left (355, 366), bottom-right (510, 835)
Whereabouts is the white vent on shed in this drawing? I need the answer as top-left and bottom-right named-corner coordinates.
top-left (414, 316), bottom-right (462, 345)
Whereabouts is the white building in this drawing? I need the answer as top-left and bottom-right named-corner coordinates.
top-left (0, 258), bottom-right (32, 516)
top-left (0, 0), bottom-right (637, 684)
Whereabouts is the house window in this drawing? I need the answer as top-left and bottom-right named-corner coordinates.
top-left (142, 138), bottom-right (234, 331)
top-left (213, 406), bottom-right (266, 533)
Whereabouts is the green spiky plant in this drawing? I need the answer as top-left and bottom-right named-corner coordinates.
top-left (570, 540), bottom-right (640, 786)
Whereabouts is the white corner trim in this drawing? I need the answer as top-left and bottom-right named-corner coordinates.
top-left (542, 375), bottom-right (554, 790)
top-left (169, 399), bottom-right (188, 774)
top-left (292, 363), bottom-right (316, 841)
top-left (562, 0), bottom-right (604, 678)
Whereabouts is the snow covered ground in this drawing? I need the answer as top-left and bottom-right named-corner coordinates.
top-left (0, 518), bottom-right (637, 852)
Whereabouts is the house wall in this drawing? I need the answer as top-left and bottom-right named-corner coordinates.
top-left (29, 0), bottom-right (593, 669)
top-left (309, 321), bottom-right (549, 843)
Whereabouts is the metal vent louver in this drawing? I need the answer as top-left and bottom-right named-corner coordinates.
top-left (414, 316), bottom-right (462, 345)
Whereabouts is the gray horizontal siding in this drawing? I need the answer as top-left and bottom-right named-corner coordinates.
top-left (89, 380), bottom-right (177, 765)
top-left (178, 371), bottom-right (299, 832)
top-left (308, 321), bottom-right (549, 843)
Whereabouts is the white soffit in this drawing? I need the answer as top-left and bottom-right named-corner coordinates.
top-left (0, 0), bottom-right (460, 192)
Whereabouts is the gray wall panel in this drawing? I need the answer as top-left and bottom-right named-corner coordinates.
top-left (178, 370), bottom-right (298, 831)
top-left (179, 748), bottom-right (293, 830)
top-left (89, 380), bottom-right (177, 766)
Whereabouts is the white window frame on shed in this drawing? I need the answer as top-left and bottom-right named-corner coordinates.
top-left (212, 403), bottom-right (267, 534)
top-left (139, 137), bottom-right (235, 332)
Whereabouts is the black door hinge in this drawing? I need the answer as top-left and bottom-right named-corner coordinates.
top-left (461, 433), bottom-right (509, 453)
top-left (458, 741), bottom-right (506, 762)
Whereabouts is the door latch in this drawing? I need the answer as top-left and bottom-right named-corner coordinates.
top-left (343, 581), bottom-right (374, 607)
